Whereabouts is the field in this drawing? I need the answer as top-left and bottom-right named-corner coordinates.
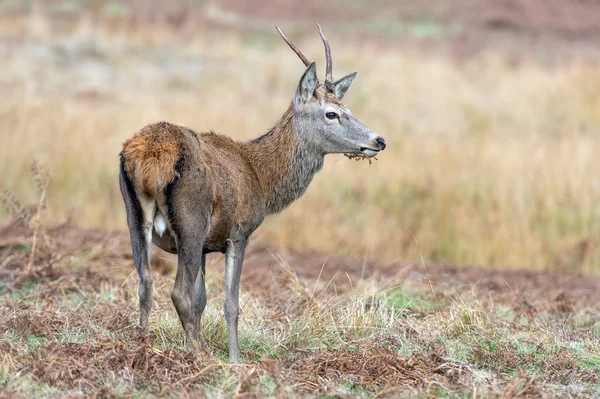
top-left (1, 0), bottom-right (600, 397)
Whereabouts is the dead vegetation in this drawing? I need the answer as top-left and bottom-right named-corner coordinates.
top-left (284, 349), bottom-right (471, 395)
top-left (343, 153), bottom-right (378, 165)
top-left (0, 211), bottom-right (598, 397)
top-left (0, 162), bottom-right (59, 282)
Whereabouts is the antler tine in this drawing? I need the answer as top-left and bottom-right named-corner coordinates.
top-left (317, 23), bottom-right (333, 83)
top-left (276, 26), bottom-right (311, 67)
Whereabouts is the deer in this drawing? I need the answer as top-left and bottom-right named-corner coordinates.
top-left (119, 25), bottom-right (386, 363)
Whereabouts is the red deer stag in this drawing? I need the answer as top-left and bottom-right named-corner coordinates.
top-left (119, 25), bottom-right (386, 363)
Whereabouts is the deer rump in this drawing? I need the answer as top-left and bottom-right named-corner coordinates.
top-left (120, 122), bottom-right (265, 255)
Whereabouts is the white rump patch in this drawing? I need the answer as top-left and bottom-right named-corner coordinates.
top-left (154, 211), bottom-right (167, 237)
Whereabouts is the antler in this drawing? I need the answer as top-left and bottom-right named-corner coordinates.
top-left (317, 23), bottom-right (334, 89)
top-left (277, 24), bottom-right (337, 92)
top-left (276, 26), bottom-right (310, 67)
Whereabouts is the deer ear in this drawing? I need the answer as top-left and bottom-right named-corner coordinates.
top-left (295, 62), bottom-right (318, 106)
top-left (333, 70), bottom-right (357, 100)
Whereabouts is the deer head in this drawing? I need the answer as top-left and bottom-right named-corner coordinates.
top-left (277, 25), bottom-right (386, 158)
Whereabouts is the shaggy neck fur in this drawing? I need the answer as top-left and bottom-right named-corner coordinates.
top-left (242, 104), bottom-right (324, 215)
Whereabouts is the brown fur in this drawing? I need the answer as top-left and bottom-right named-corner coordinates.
top-left (120, 104), bottom-right (306, 225)
top-left (121, 122), bottom-right (181, 198)
top-left (241, 105), bottom-right (298, 213)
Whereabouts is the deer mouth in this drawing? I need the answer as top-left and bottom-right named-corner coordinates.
top-left (359, 147), bottom-right (380, 157)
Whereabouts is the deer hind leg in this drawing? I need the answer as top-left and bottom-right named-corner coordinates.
top-left (168, 205), bottom-right (209, 346)
top-left (119, 167), bottom-right (155, 331)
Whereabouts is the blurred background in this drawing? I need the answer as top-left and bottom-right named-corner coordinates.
top-left (1, 0), bottom-right (599, 273)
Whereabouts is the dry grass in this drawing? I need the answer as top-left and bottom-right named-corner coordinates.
top-left (1, 3), bottom-right (600, 271)
top-left (0, 214), bottom-right (599, 397)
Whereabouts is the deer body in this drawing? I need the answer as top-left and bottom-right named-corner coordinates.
top-left (119, 27), bottom-right (386, 362)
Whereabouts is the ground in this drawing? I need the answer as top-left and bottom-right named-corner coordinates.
top-left (1, 217), bottom-right (599, 397)
top-left (1, 0), bottom-right (600, 397)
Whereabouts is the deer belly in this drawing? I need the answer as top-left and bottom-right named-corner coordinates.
top-left (152, 212), bottom-right (177, 254)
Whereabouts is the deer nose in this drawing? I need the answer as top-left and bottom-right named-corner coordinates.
top-left (376, 137), bottom-right (387, 151)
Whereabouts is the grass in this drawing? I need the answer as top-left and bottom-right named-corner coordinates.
top-left (1, 245), bottom-right (598, 397)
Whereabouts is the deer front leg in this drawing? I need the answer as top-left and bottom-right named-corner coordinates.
top-left (191, 253), bottom-right (207, 345)
top-left (224, 238), bottom-right (247, 363)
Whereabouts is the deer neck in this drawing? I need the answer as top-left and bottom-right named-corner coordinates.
top-left (242, 105), bottom-right (324, 215)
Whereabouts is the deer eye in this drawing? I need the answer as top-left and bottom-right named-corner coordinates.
top-left (325, 112), bottom-right (337, 120)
